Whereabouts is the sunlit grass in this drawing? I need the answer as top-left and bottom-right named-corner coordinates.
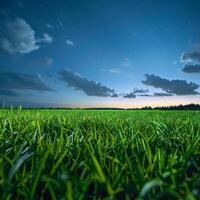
top-left (0, 109), bottom-right (200, 199)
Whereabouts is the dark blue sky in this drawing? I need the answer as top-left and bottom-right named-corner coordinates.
top-left (0, 0), bottom-right (200, 108)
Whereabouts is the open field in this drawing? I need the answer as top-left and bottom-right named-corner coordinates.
top-left (0, 109), bottom-right (200, 199)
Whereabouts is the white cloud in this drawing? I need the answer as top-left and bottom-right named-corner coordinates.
top-left (66, 40), bottom-right (74, 46)
top-left (0, 16), bottom-right (53, 54)
top-left (38, 33), bottom-right (53, 43)
top-left (0, 17), bottom-right (39, 54)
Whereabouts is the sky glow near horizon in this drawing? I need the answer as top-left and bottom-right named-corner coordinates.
top-left (0, 0), bottom-right (200, 108)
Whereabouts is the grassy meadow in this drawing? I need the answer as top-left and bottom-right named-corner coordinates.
top-left (0, 109), bottom-right (200, 199)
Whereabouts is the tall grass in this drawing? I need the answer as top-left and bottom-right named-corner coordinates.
top-left (0, 109), bottom-right (200, 199)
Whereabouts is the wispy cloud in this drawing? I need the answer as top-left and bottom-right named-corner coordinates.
top-left (101, 68), bottom-right (121, 75)
top-left (46, 23), bottom-right (54, 30)
top-left (0, 70), bottom-right (54, 96)
top-left (59, 69), bottom-right (118, 97)
top-left (66, 40), bottom-right (74, 46)
top-left (122, 88), bottom-right (149, 98)
top-left (123, 92), bottom-right (136, 98)
top-left (101, 58), bottom-right (130, 75)
top-left (153, 92), bottom-right (173, 97)
top-left (132, 88), bottom-right (149, 94)
top-left (58, 20), bottom-right (63, 27)
top-left (0, 88), bottom-right (19, 96)
top-left (37, 33), bottom-right (53, 43)
top-left (109, 68), bottom-right (121, 74)
top-left (138, 92), bottom-right (173, 97)
top-left (142, 74), bottom-right (199, 95)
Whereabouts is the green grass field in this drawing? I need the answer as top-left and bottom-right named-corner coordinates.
top-left (0, 109), bottom-right (200, 199)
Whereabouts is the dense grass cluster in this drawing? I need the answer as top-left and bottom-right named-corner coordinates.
top-left (0, 109), bottom-right (200, 199)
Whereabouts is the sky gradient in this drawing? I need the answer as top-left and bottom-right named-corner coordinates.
top-left (0, 0), bottom-right (200, 108)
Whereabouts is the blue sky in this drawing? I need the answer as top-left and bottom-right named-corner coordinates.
top-left (0, 0), bottom-right (200, 108)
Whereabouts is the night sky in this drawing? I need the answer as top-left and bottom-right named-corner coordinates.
top-left (0, 0), bottom-right (200, 108)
